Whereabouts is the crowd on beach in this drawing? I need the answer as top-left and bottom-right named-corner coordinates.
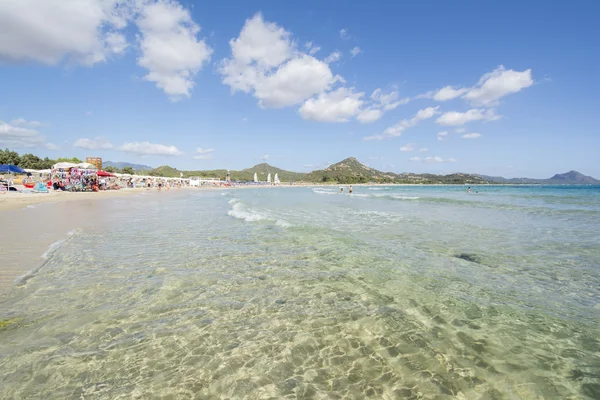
top-left (0, 162), bottom-right (232, 195)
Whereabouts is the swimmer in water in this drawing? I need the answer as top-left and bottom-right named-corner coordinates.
top-left (340, 187), bottom-right (344, 194)
top-left (349, 185), bottom-right (353, 194)
top-left (467, 186), bottom-right (471, 193)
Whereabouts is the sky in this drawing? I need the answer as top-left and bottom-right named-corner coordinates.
top-left (1, 0), bottom-right (599, 178)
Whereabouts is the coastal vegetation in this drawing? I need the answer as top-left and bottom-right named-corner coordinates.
top-left (2, 148), bottom-right (598, 184)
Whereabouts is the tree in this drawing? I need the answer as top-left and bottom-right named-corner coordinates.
top-left (56, 157), bottom-right (82, 163)
top-left (19, 153), bottom-right (45, 169)
top-left (121, 166), bottom-right (135, 175)
top-left (104, 166), bottom-right (117, 173)
top-left (0, 148), bottom-right (20, 165)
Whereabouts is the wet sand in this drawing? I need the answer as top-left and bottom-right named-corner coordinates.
top-left (0, 189), bottom-right (143, 212)
top-left (0, 190), bottom-right (179, 291)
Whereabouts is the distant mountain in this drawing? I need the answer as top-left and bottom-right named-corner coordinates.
top-left (546, 170), bottom-right (600, 184)
top-left (104, 161), bottom-right (153, 171)
top-left (148, 165), bottom-right (181, 177)
top-left (304, 157), bottom-right (488, 184)
top-left (144, 163), bottom-right (305, 181)
top-left (241, 163), bottom-right (306, 182)
top-left (304, 157), bottom-right (397, 183)
top-left (475, 170), bottom-right (599, 185)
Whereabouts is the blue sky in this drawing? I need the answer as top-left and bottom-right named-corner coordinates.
top-left (1, 0), bottom-right (599, 178)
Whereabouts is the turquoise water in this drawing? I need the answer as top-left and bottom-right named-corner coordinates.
top-left (1, 185), bottom-right (599, 399)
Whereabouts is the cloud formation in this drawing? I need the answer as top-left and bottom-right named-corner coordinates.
top-left (219, 14), bottom-right (339, 109)
top-left (462, 133), bottom-right (481, 139)
top-left (74, 137), bottom-right (114, 150)
top-left (0, 0), bottom-right (212, 100)
top-left (136, 0), bottom-right (213, 101)
top-left (193, 147), bottom-right (215, 159)
top-left (0, 119), bottom-right (57, 149)
top-left (421, 65), bottom-right (533, 106)
top-left (350, 47), bottom-right (362, 57)
top-left (364, 106), bottom-right (439, 140)
top-left (119, 141), bottom-right (182, 156)
top-left (436, 108), bottom-right (500, 126)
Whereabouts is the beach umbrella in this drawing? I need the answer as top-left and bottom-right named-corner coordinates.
top-left (0, 164), bottom-right (26, 174)
top-left (97, 170), bottom-right (116, 177)
top-left (0, 164), bottom-right (26, 191)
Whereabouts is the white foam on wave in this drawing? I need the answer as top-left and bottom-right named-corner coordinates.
top-left (16, 229), bottom-right (81, 285)
top-left (312, 188), bottom-right (337, 195)
top-left (228, 200), bottom-right (267, 222)
top-left (227, 198), bottom-right (292, 227)
top-left (276, 219), bottom-right (293, 228)
top-left (372, 193), bottom-right (420, 200)
top-left (368, 187), bottom-right (389, 191)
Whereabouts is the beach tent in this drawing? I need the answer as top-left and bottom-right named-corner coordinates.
top-left (52, 162), bottom-right (78, 169)
top-left (97, 170), bottom-right (115, 177)
top-left (75, 162), bottom-right (97, 169)
top-left (0, 164), bottom-right (26, 174)
top-left (33, 182), bottom-right (49, 193)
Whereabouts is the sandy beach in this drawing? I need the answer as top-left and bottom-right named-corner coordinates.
top-left (0, 188), bottom-right (186, 291)
top-left (0, 188), bottom-right (145, 212)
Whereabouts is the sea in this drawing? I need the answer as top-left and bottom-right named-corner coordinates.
top-left (0, 185), bottom-right (599, 399)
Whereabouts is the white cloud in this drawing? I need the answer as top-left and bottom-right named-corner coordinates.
top-left (136, 0), bottom-right (213, 101)
top-left (462, 133), bottom-right (481, 139)
top-left (299, 87), bottom-right (364, 122)
top-left (0, 0), bottom-right (132, 66)
top-left (9, 118), bottom-right (27, 126)
top-left (432, 86), bottom-right (469, 101)
top-left (464, 65), bottom-right (533, 106)
top-left (305, 41), bottom-right (320, 55)
top-left (409, 157), bottom-right (420, 162)
top-left (455, 127), bottom-right (466, 133)
top-left (219, 14), bottom-right (339, 108)
top-left (437, 131), bottom-right (448, 141)
top-left (119, 141), bottom-right (182, 156)
top-left (424, 156), bottom-right (456, 164)
top-left (0, 120), bottom-right (56, 149)
top-left (324, 51), bottom-right (342, 64)
top-left (339, 29), bottom-right (349, 39)
top-left (105, 31), bottom-right (128, 55)
top-left (419, 148), bottom-right (428, 152)
top-left (354, 88), bottom-right (409, 124)
top-left (371, 88), bottom-right (408, 111)
top-left (74, 137), bottom-right (114, 150)
top-left (260, 154), bottom-right (269, 161)
top-left (357, 108), bottom-right (383, 123)
top-left (421, 66), bottom-right (533, 106)
top-left (0, 1), bottom-right (213, 100)
top-left (400, 143), bottom-right (416, 152)
top-left (436, 108), bottom-right (500, 126)
top-left (28, 120), bottom-right (43, 127)
top-left (193, 147), bottom-right (215, 159)
top-left (350, 47), bottom-right (362, 57)
top-left (364, 106), bottom-right (439, 140)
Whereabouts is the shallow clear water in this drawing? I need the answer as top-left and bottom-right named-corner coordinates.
top-left (1, 185), bottom-right (599, 399)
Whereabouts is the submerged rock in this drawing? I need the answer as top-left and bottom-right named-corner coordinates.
top-left (455, 253), bottom-right (485, 264)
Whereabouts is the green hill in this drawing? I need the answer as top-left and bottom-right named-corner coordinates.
top-left (304, 157), bottom-right (400, 183)
top-left (145, 163), bottom-right (304, 182)
top-left (241, 163), bottom-right (306, 182)
top-left (143, 158), bottom-right (490, 184)
top-left (304, 157), bottom-right (490, 184)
